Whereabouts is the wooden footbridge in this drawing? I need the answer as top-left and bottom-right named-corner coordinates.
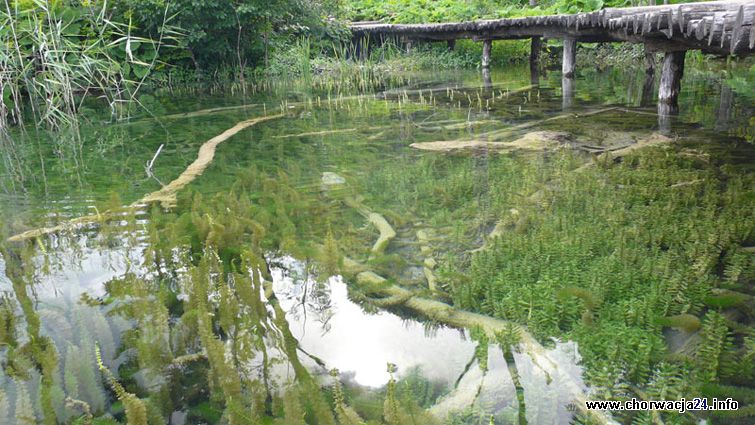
top-left (350, 1), bottom-right (754, 108)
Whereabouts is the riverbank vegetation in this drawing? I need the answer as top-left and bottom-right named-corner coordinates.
top-left (4, 0), bottom-right (747, 130)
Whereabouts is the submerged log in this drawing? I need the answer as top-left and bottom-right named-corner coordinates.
top-left (409, 131), bottom-right (572, 152)
top-left (367, 213), bottom-right (397, 256)
top-left (7, 114), bottom-right (286, 242)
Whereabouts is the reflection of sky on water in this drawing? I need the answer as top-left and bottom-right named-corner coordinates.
top-left (271, 256), bottom-right (588, 424)
top-left (0, 245), bottom-right (590, 424)
top-left (272, 256), bottom-right (477, 388)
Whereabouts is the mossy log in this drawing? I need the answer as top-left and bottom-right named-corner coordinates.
top-left (416, 230), bottom-right (438, 291)
top-left (574, 132), bottom-right (674, 173)
top-left (410, 131), bottom-right (571, 152)
top-left (343, 197), bottom-right (397, 256)
top-left (367, 213), bottom-right (397, 256)
top-left (274, 126), bottom-right (390, 139)
top-left (481, 107), bottom-right (619, 141)
top-left (414, 108), bottom-right (619, 151)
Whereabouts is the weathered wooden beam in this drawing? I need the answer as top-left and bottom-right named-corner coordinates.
top-left (350, 1), bottom-right (755, 56)
top-left (482, 67), bottom-right (492, 90)
top-left (658, 50), bottom-right (685, 105)
top-left (562, 76), bottom-right (574, 110)
top-left (482, 39), bottom-right (492, 68)
top-left (562, 38), bottom-right (577, 78)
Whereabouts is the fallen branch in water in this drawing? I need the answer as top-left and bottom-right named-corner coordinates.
top-left (670, 179), bottom-right (703, 188)
top-left (367, 213), bottom-right (396, 256)
top-left (573, 133), bottom-right (674, 174)
top-left (379, 83), bottom-right (534, 98)
top-left (274, 128), bottom-right (359, 139)
top-left (159, 103), bottom-right (262, 120)
top-left (143, 114), bottom-right (285, 207)
top-left (410, 131), bottom-right (570, 152)
top-left (145, 143), bottom-right (164, 176)
top-left (416, 230), bottom-right (438, 291)
top-left (482, 107), bottom-right (619, 140)
top-left (416, 119), bottom-right (500, 132)
top-left (8, 114), bottom-right (285, 243)
top-left (343, 196), bottom-right (397, 257)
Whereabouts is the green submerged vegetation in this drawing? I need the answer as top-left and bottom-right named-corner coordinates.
top-left (0, 1), bottom-right (754, 425)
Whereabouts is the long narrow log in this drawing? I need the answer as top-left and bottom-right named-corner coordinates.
top-left (7, 114), bottom-right (286, 242)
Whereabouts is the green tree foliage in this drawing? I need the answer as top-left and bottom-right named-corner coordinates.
top-left (118, 0), bottom-right (347, 71)
top-left (346, 0), bottom-right (634, 24)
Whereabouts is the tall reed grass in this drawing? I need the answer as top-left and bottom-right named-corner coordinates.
top-left (0, 0), bottom-right (177, 130)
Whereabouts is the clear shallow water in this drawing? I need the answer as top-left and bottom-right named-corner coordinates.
top-left (0, 61), bottom-right (753, 424)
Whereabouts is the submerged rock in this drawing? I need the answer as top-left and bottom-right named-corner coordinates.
top-left (321, 171), bottom-right (346, 186)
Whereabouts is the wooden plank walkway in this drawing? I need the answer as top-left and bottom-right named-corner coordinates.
top-left (349, 1), bottom-right (754, 120)
top-left (350, 1), bottom-right (755, 56)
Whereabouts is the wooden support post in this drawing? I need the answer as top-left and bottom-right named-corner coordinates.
top-left (405, 39), bottom-right (413, 54)
top-left (658, 51), bottom-right (685, 105)
top-left (562, 38), bottom-right (576, 78)
top-left (447, 39), bottom-right (456, 51)
top-left (657, 103), bottom-right (677, 135)
top-left (530, 36), bottom-right (541, 84)
top-left (482, 39), bottom-right (492, 68)
top-left (715, 84), bottom-right (733, 131)
top-left (359, 37), bottom-right (368, 61)
top-left (351, 37), bottom-right (361, 60)
top-left (644, 49), bottom-right (656, 77)
top-left (641, 47), bottom-right (656, 106)
top-left (562, 77), bottom-right (574, 109)
top-left (482, 67), bottom-right (492, 90)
